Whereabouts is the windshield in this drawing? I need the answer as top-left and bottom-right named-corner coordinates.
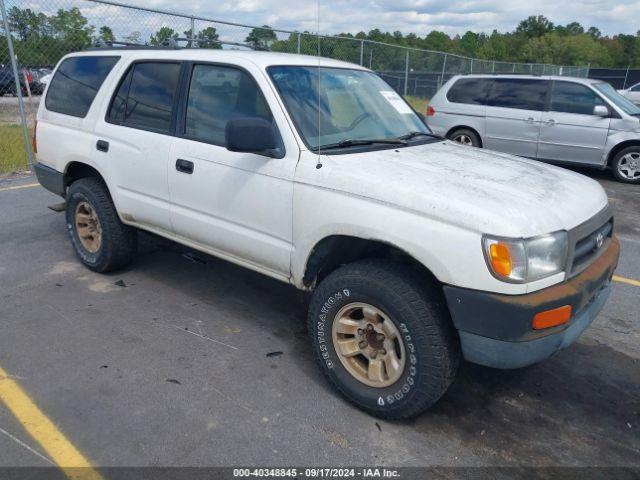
top-left (593, 82), bottom-right (640, 116)
top-left (268, 66), bottom-right (432, 150)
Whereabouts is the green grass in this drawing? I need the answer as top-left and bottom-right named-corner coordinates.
top-left (0, 124), bottom-right (31, 174)
top-left (405, 96), bottom-right (430, 115)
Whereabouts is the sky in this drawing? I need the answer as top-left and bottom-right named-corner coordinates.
top-left (123, 0), bottom-right (640, 37)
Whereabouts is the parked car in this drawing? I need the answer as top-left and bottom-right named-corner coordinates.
top-left (618, 82), bottom-right (640, 105)
top-left (35, 50), bottom-right (619, 419)
top-left (426, 74), bottom-right (640, 184)
top-left (29, 68), bottom-right (53, 95)
top-left (0, 66), bottom-right (28, 96)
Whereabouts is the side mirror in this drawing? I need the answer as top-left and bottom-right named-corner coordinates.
top-left (593, 105), bottom-right (609, 117)
top-left (225, 117), bottom-right (280, 157)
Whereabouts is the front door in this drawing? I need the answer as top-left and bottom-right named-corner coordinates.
top-left (537, 81), bottom-right (610, 166)
top-left (484, 78), bottom-right (549, 158)
top-left (168, 63), bottom-right (297, 279)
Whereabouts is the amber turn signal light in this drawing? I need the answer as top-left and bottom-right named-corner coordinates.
top-left (533, 305), bottom-right (572, 330)
top-left (489, 242), bottom-right (512, 277)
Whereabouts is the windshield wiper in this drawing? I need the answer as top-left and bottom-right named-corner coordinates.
top-left (317, 137), bottom-right (407, 150)
top-left (398, 131), bottom-right (443, 141)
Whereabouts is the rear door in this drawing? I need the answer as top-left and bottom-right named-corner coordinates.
top-left (537, 81), bottom-right (610, 166)
top-left (484, 78), bottom-right (549, 157)
top-left (94, 61), bottom-right (183, 233)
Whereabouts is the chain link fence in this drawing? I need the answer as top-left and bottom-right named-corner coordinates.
top-left (1, 0), bottom-right (591, 172)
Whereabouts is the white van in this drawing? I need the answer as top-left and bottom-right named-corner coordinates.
top-left (34, 49), bottom-right (619, 419)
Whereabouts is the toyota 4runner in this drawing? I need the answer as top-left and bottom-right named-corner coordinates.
top-left (34, 49), bottom-right (619, 419)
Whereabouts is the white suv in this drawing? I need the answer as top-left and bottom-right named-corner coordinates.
top-left (34, 49), bottom-right (619, 419)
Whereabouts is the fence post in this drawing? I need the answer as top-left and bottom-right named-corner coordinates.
top-left (190, 17), bottom-right (195, 47)
top-left (404, 50), bottom-right (409, 97)
top-left (624, 66), bottom-right (630, 89)
top-left (1, 0), bottom-right (33, 168)
top-left (470, 58), bottom-right (473, 74)
top-left (359, 39), bottom-right (364, 66)
top-left (492, 61), bottom-right (495, 73)
top-left (439, 53), bottom-right (447, 89)
top-left (297, 32), bottom-right (301, 54)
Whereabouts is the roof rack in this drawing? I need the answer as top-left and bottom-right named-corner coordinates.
top-left (89, 37), bottom-right (268, 51)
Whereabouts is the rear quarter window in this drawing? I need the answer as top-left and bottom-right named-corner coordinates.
top-left (45, 56), bottom-right (120, 118)
top-left (446, 78), bottom-right (492, 105)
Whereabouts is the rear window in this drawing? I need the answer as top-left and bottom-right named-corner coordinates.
top-left (45, 56), bottom-right (119, 117)
top-left (487, 79), bottom-right (549, 111)
top-left (447, 78), bottom-right (492, 105)
top-left (107, 62), bottom-right (182, 134)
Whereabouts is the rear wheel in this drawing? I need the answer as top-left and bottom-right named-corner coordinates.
top-left (308, 259), bottom-right (459, 419)
top-left (66, 177), bottom-right (137, 272)
top-left (611, 146), bottom-right (640, 184)
top-left (448, 128), bottom-right (481, 147)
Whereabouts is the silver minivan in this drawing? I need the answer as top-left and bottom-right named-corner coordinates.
top-left (426, 75), bottom-right (640, 184)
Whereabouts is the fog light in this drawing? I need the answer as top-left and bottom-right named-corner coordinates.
top-left (533, 305), bottom-right (572, 330)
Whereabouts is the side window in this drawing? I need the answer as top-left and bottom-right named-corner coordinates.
top-left (487, 79), bottom-right (548, 111)
top-left (446, 78), bottom-right (492, 105)
top-left (184, 64), bottom-right (271, 146)
top-left (107, 68), bottom-right (133, 123)
top-left (46, 56), bottom-right (119, 117)
top-left (123, 62), bottom-right (182, 133)
top-left (550, 82), bottom-right (605, 115)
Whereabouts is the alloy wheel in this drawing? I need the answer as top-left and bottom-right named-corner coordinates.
top-left (331, 302), bottom-right (406, 388)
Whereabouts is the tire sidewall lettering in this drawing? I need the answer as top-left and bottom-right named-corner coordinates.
top-left (314, 288), bottom-right (419, 408)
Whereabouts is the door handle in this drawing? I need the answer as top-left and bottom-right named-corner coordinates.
top-left (526, 117), bottom-right (535, 124)
top-left (96, 140), bottom-right (109, 152)
top-left (175, 159), bottom-right (194, 174)
top-left (545, 119), bottom-right (556, 126)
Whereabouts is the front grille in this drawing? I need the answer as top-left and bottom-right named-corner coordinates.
top-left (570, 218), bottom-right (613, 274)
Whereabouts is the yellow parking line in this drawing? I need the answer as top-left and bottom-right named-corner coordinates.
top-left (0, 182), bottom-right (40, 192)
top-left (613, 275), bottom-right (640, 287)
top-left (0, 365), bottom-right (103, 479)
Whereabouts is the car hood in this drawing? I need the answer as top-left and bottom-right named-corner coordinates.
top-left (311, 141), bottom-right (609, 237)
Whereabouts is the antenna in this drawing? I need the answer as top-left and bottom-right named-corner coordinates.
top-left (315, 0), bottom-right (323, 170)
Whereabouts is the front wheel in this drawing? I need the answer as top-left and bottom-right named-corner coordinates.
top-left (308, 259), bottom-right (459, 419)
top-left (611, 147), bottom-right (640, 184)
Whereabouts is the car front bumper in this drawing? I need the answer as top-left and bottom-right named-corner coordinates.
top-left (443, 236), bottom-right (620, 369)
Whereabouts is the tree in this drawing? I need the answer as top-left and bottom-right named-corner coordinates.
top-left (587, 27), bottom-right (602, 40)
top-left (150, 27), bottom-right (178, 46)
top-left (196, 27), bottom-right (221, 49)
top-left (8, 7), bottom-right (49, 41)
top-left (98, 26), bottom-right (115, 44)
top-left (516, 15), bottom-right (554, 38)
top-left (556, 22), bottom-right (584, 36)
top-left (49, 8), bottom-right (94, 49)
top-left (245, 26), bottom-right (277, 49)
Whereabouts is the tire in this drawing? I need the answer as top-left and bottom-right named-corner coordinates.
top-left (448, 128), bottom-right (481, 147)
top-left (65, 177), bottom-right (137, 272)
top-left (308, 259), bottom-right (459, 419)
top-left (611, 146), bottom-right (640, 184)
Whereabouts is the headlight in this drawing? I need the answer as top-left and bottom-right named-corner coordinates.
top-left (482, 231), bottom-right (568, 283)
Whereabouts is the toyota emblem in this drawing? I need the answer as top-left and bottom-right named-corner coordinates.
top-left (596, 232), bottom-right (604, 249)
